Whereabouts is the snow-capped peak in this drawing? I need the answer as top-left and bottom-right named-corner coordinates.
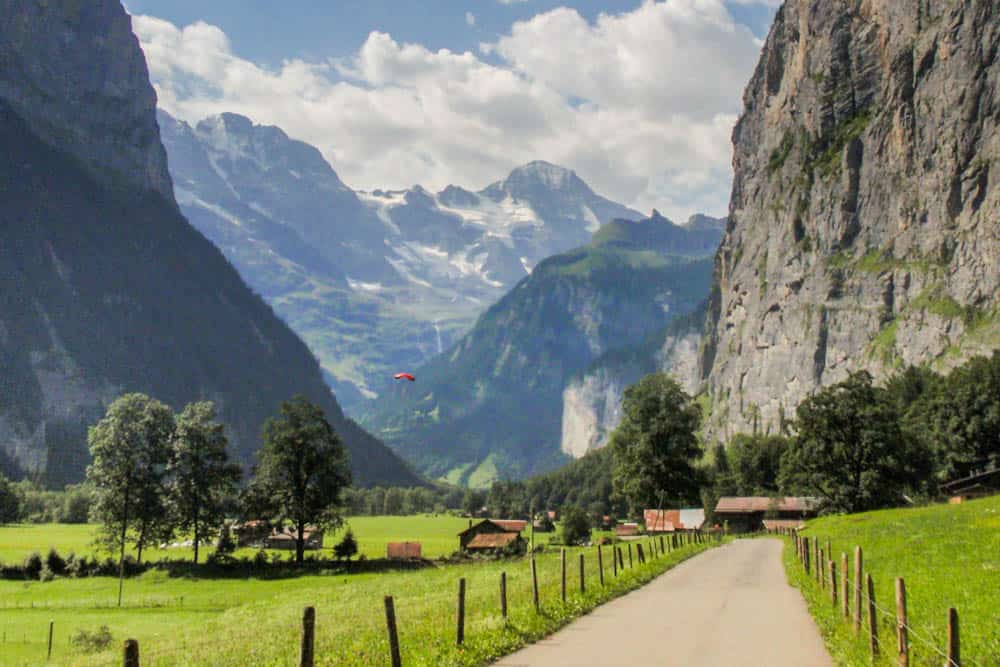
top-left (502, 160), bottom-right (581, 191)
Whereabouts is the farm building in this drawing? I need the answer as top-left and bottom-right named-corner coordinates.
top-left (940, 467), bottom-right (1000, 503)
top-left (265, 525), bottom-right (325, 550)
top-left (232, 520), bottom-right (270, 547)
top-left (614, 522), bottom-right (640, 538)
top-left (387, 542), bottom-right (422, 559)
top-left (643, 508), bottom-right (705, 533)
top-left (458, 519), bottom-right (527, 553)
top-left (714, 497), bottom-right (819, 533)
top-left (232, 521), bottom-right (325, 549)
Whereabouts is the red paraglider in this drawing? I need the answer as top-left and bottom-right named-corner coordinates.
top-left (393, 372), bottom-right (416, 382)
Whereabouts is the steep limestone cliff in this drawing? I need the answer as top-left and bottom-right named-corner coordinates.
top-left (0, 0), bottom-right (172, 199)
top-left (701, 0), bottom-right (999, 441)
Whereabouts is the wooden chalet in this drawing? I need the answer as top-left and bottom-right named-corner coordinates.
top-left (941, 467), bottom-right (1000, 503)
top-left (458, 519), bottom-right (527, 553)
top-left (714, 497), bottom-right (819, 533)
top-left (265, 525), bottom-right (325, 550)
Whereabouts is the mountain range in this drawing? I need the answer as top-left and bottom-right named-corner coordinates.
top-left (157, 111), bottom-right (643, 411)
top-left (362, 212), bottom-right (724, 485)
top-left (0, 0), bottom-right (419, 487)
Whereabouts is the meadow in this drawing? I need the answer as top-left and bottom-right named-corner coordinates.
top-left (0, 515), bottom-right (475, 565)
top-left (0, 516), bottom-right (707, 665)
top-left (787, 494), bottom-right (1000, 666)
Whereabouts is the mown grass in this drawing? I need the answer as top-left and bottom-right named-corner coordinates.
top-left (784, 494), bottom-right (1000, 666)
top-left (0, 532), bottom-right (715, 666)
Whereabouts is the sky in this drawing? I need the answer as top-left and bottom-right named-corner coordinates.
top-left (128, 0), bottom-right (780, 221)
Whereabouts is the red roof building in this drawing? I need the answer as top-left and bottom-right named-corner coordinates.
top-left (458, 519), bottom-right (527, 552)
top-left (714, 496), bottom-right (819, 533)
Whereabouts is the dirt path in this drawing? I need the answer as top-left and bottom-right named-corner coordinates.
top-left (494, 539), bottom-right (832, 667)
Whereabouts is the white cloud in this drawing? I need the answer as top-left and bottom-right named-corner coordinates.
top-left (134, 0), bottom-right (763, 221)
top-left (466, 12), bottom-right (476, 26)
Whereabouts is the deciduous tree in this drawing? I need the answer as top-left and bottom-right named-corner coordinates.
top-left (168, 402), bottom-right (241, 564)
top-left (248, 396), bottom-right (351, 564)
top-left (610, 373), bottom-right (703, 515)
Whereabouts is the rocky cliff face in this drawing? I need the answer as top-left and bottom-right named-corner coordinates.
top-left (0, 0), bottom-right (420, 486)
top-left (701, 0), bottom-right (999, 440)
top-left (0, 0), bottom-right (172, 199)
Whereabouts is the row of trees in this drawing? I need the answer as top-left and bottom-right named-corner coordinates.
top-left (0, 478), bottom-right (92, 525)
top-left (86, 393), bottom-right (353, 585)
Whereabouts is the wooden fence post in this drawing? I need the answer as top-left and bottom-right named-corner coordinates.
top-left (612, 545), bottom-right (618, 577)
top-left (597, 546), bottom-right (605, 586)
top-left (853, 546), bottom-right (863, 634)
top-left (895, 578), bottom-right (908, 667)
top-left (659, 535), bottom-right (665, 554)
top-left (47, 620), bottom-right (53, 660)
top-left (867, 573), bottom-right (879, 659)
top-left (841, 553), bottom-right (849, 619)
top-left (579, 553), bottom-right (586, 594)
top-left (947, 608), bottom-right (960, 667)
top-left (500, 572), bottom-right (508, 621)
top-left (819, 547), bottom-right (826, 588)
top-left (300, 606), bottom-right (315, 667)
top-left (829, 560), bottom-right (837, 606)
top-left (804, 540), bottom-right (811, 575)
top-left (531, 556), bottom-right (540, 612)
top-left (627, 543), bottom-right (633, 568)
top-left (637, 543), bottom-right (645, 565)
top-left (123, 639), bottom-right (139, 667)
top-left (384, 596), bottom-right (402, 667)
top-left (561, 549), bottom-right (567, 604)
top-left (457, 578), bottom-right (466, 646)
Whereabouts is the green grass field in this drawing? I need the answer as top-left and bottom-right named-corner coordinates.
top-left (786, 494), bottom-right (1000, 666)
top-left (0, 515), bottom-right (478, 566)
top-left (0, 517), bottom-right (709, 665)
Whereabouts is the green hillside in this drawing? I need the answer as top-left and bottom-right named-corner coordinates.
top-left (789, 495), bottom-right (1000, 666)
top-left (363, 216), bottom-right (719, 485)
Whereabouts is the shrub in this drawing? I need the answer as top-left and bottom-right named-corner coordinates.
top-left (253, 550), bottom-right (269, 567)
top-left (38, 565), bottom-right (54, 582)
top-left (71, 626), bottom-right (113, 653)
top-left (215, 524), bottom-right (236, 556)
top-left (23, 552), bottom-right (42, 579)
top-left (560, 505), bottom-right (592, 546)
top-left (45, 548), bottom-right (66, 576)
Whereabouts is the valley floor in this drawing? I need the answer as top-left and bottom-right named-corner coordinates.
top-left (0, 518), bottom-right (711, 665)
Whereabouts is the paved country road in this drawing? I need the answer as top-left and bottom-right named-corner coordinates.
top-left (494, 539), bottom-right (833, 667)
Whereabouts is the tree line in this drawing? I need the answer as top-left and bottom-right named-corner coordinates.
top-left (480, 351), bottom-right (1000, 522)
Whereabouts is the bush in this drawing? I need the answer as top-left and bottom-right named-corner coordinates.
top-left (253, 550), bottom-right (269, 567)
top-left (560, 505), bottom-right (592, 546)
top-left (59, 486), bottom-right (93, 523)
top-left (71, 626), bottom-right (113, 653)
top-left (38, 564), bottom-right (54, 582)
top-left (23, 551), bottom-right (42, 579)
top-left (45, 548), bottom-right (66, 576)
top-left (215, 524), bottom-right (236, 556)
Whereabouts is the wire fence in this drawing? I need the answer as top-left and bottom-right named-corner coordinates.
top-left (9, 531), bottom-right (723, 666)
top-left (770, 528), bottom-right (967, 667)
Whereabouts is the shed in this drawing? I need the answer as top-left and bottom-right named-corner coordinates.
top-left (614, 522), bottom-right (639, 538)
top-left (387, 542), bottom-right (422, 559)
top-left (458, 519), bottom-right (527, 552)
top-left (940, 467), bottom-right (1000, 502)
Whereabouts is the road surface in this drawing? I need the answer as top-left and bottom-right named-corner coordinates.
top-left (494, 539), bottom-right (832, 667)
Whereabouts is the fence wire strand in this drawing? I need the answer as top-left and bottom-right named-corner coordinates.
top-left (786, 532), bottom-right (966, 667)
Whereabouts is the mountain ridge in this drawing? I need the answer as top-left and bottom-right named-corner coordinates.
top-left (0, 0), bottom-right (420, 487)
